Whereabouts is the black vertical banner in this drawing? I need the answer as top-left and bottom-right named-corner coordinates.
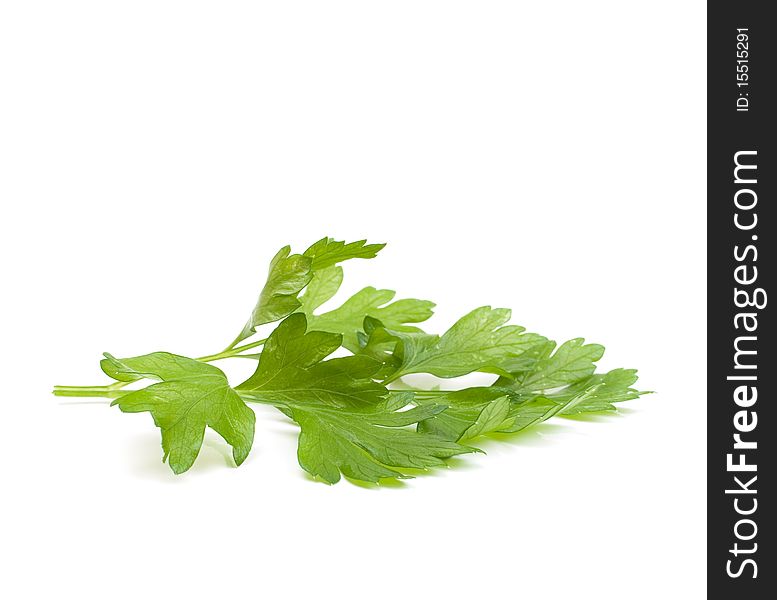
top-left (709, 2), bottom-right (774, 597)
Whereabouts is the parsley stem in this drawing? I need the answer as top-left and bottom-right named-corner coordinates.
top-left (196, 338), bottom-right (268, 363)
top-left (53, 339), bottom-right (270, 399)
top-left (53, 387), bottom-right (131, 398)
top-left (52, 381), bottom-right (131, 395)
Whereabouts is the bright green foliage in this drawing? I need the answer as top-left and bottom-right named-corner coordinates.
top-left (298, 266), bottom-right (344, 313)
top-left (107, 353), bottom-right (255, 474)
top-left (541, 368), bottom-right (645, 414)
top-left (233, 237), bottom-right (385, 345)
top-left (236, 314), bottom-right (386, 407)
top-left (290, 396), bottom-right (474, 484)
top-left (303, 238), bottom-right (385, 270)
top-left (499, 368), bottom-right (646, 432)
top-left (101, 351), bottom-right (212, 383)
top-left (416, 388), bottom-right (513, 441)
top-left (417, 365), bottom-right (648, 442)
top-left (414, 339), bottom-right (644, 442)
top-left (493, 338), bottom-right (605, 393)
top-left (364, 306), bottom-right (545, 382)
top-left (54, 236), bottom-right (648, 483)
top-left (235, 245), bottom-right (312, 344)
top-left (460, 395), bottom-right (513, 440)
top-left (291, 392), bottom-right (474, 484)
top-left (237, 314), bottom-right (475, 483)
top-left (299, 276), bottom-right (435, 352)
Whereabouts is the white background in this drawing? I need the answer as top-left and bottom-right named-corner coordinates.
top-left (0, 2), bottom-right (706, 598)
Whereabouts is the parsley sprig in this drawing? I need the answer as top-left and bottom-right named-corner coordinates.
top-left (54, 238), bottom-right (648, 483)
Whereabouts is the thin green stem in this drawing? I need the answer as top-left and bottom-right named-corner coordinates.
top-left (224, 332), bottom-right (245, 354)
top-left (53, 388), bottom-right (131, 399)
top-left (196, 337), bottom-right (268, 363)
top-left (53, 380), bottom-right (131, 393)
top-left (53, 338), bottom-right (269, 400)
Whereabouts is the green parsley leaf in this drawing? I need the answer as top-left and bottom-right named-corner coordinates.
top-left (234, 245), bottom-right (312, 344)
top-left (303, 238), bottom-right (386, 270)
top-left (235, 314), bottom-right (383, 406)
top-left (300, 282), bottom-right (435, 353)
top-left (545, 368), bottom-right (647, 415)
top-left (418, 366), bottom-right (646, 441)
top-left (291, 394), bottom-right (475, 484)
top-left (415, 338), bottom-right (643, 442)
top-left (365, 306), bottom-right (545, 382)
top-left (233, 238), bottom-right (385, 346)
top-left (109, 353), bottom-right (255, 474)
top-left (236, 314), bottom-right (475, 483)
top-left (493, 338), bottom-right (605, 393)
top-left (298, 266), bottom-right (344, 313)
top-left (416, 388), bottom-right (513, 441)
top-left (497, 369), bottom-right (642, 432)
top-left (101, 351), bottom-right (211, 383)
